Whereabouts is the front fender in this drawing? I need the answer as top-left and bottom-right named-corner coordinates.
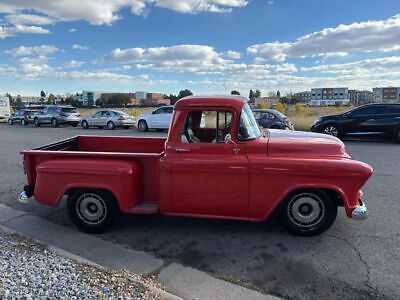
top-left (34, 158), bottom-right (143, 212)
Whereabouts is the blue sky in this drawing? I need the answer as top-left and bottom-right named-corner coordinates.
top-left (0, 0), bottom-right (400, 96)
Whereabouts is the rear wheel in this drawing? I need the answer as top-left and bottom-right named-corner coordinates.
top-left (396, 128), bottom-right (400, 143)
top-left (67, 189), bottom-right (119, 234)
top-left (138, 120), bottom-right (148, 132)
top-left (82, 121), bottom-right (89, 129)
top-left (107, 121), bottom-right (115, 130)
top-left (34, 118), bottom-right (40, 127)
top-left (322, 124), bottom-right (341, 138)
top-left (51, 118), bottom-right (58, 128)
top-left (278, 190), bottom-right (337, 236)
top-left (8, 119), bottom-right (13, 125)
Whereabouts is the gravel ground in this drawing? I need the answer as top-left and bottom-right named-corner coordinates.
top-left (0, 232), bottom-right (162, 299)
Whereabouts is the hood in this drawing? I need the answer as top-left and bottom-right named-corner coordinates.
top-left (267, 129), bottom-right (350, 158)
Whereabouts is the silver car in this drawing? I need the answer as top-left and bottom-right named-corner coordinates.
top-left (81, 110), bottom-right (134, 130)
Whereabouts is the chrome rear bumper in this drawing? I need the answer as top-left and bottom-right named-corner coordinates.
top-left (352, 200), bottom-right (368, 220)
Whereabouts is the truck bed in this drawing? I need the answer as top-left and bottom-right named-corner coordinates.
top-left (22, 135), bottom-right (167, 204)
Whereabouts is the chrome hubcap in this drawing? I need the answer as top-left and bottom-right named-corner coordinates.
top-left (323, 125), bottom-right (339, 137)
top-left (139, 122), bottom-right (145, 130)
top-left (288, 193), bottom-right (325, 228)
top-left (76, 193), bottom-right (107, 225)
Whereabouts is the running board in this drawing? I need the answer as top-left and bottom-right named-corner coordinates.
top-left (127, 202), bottom-right (160, 214)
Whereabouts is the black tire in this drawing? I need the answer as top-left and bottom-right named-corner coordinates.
top-left (21, 119), bottom-right (27, 126)
top-left (107, 121), bottom-right (115, 130)
top-left (51, 118), bottom-right (58, 128)
top-left (67, 189), bottom-right (119, 234)
top-left (8, 119), bottom-right (13, 125)
top-left (82, 121), bottom-right (89, 129)
top-left (278, 189), bottom-right (337, 236)
top-left (322, 123), bottom-right (341, 138)
top-left (34, 118), bottom-right (40, 127)
top-left (138, 120), bottom-right (148, 132)
top-left (395, 127), bottom-right (400, 143)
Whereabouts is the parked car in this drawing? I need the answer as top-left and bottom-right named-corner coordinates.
top-left (19, 96), bottom-right (372, 236)
top-left (81, 110), bottom-right (134, 130)
top-left (8, 109), bottom-right (39, 125)
top-left (253, 109), bottom-right (294, 130)
top-left (33, 105), bottom-right (81, 127)
top-left (137, 105), bottom-right (173, 132)
top-left (311, 103), bottom-right (400, 141)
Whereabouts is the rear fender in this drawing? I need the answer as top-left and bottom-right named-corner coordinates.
top-left (34, 158), bottom-right (143, 212)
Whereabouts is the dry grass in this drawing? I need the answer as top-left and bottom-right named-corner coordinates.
top-left (285, 105), bottom-right (352, 131)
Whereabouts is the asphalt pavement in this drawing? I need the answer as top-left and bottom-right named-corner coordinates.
top-left (0, 123), bottom-right (399, 299)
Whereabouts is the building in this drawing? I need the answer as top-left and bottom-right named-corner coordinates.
top-left (294, 91), bottom-right (311, 102)
top-left (255, 97), bottom-right (280, 107)
top-left (19, 96), bottom-right (42, 105)
top-left (134, 91), bottom-right (147, 101)
top-left (372, 87), bottom-right (400, 102)
top-left (310, 87), bottom-right (349, 106)
top-left (76, 90), bottom-right (104, 106)
top-left (348, 90), bottom-right (374, 105)
top-left (143, 93), bottom-right (170, 106)
top-left (99, 93), bottom-right (139, 106)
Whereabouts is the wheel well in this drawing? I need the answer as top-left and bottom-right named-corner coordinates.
top-left (65, 188), bottom-right (119, 208)
top-left (285, 188), bottom-right (344, 207)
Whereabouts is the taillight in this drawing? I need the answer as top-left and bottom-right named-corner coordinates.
top-left (118, 116), bottom-right (126, 120)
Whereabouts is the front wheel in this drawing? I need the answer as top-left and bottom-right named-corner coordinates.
top-left (51, 118), bottom-right (58, 128)
top-left (107, 121), bottom-right (115, 130)
top-left (278, 190), bottom-right (337, 236)
top-left (67, 189), bottom-right (119, 234)
top-left (138, 120), bottom-right (148, 132)
top-left (82, 120), bottom-right (89, 129)
top-left (322, 124), bottom-right (341, 138)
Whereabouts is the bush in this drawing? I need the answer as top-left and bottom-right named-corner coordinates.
top-left (295, 102), bottom-right (304, 114)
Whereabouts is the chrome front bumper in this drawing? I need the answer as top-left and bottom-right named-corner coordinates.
top-left (352, 200), bottom-right (368, 220)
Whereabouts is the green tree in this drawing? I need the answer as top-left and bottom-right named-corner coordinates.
top-left (107, 94), bottom-right (130, 107)
top-left (48, 93), bottom-right (56, 104)
top-left (277, 90), bottom-right (281, 98)
top-left (255, 89), bottom-right (261, 98)
top-left (64, 95), bottom-right (74, 105)
top-left (178, 89), bottom-right (193, 99)
top-left (231, 90), bottom-right (240, 95)
top-left (249, 89), bottom-right (255, 100)
top-left (168, 94), bottom-right (179, 105)
top-left (40, 90), bottom-right (46, 98)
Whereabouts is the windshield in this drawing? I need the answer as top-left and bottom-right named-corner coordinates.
top-left (61, 107), bottom-right (77, 113)
top-left (238, 103), bottom-right (262, 141)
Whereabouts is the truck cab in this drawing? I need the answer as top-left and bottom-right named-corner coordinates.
top-left (20, 96), bottom-right (372, 236)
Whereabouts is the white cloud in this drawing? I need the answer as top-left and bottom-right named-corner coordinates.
top-left (247, 14), bottom-right (400, 61)
top-left (64, 60), bottom-right (85, 68)
top-left (221, 50), bottom-right (241, 59)
top-left (5, 14), bottom-right (56, 25)
top-left (68, 28), bottom-right (76, 32)
top-left (72, 44), bottom-right (89, 50)
top-left (5, 45), bottom-right (59, 56)
top-left (0, 24), bottom-right (50, 38)
top-left (0, 0), bottom-right (248, 25)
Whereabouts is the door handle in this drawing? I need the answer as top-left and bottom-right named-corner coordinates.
top-left (176, 148), bottom-right (190, 153)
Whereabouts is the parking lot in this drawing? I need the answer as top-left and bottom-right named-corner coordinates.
top-left (0, 123), bottom-right (399, 299)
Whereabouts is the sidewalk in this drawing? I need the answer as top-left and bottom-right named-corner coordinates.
top-left (0, 204), bottom-right (279, 299)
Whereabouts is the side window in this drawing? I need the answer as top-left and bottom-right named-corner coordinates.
top-left (153, 108), bottom-right (162, 115)
top-left (376, 105), bottom-right (400, 115)
top-left (93, 112), bottom-right (102, 118)
top-left (181, 110), bottom-right (233, 143)
top-left (166, 107), bottom-right (173, 114)
top-left (350, 106), bottom-right (377, 117)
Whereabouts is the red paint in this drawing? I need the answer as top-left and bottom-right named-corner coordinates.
top-left (21, 96), bottom-right (373, 222)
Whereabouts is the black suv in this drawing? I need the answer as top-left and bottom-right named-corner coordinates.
top-left (311, 103), bottom-right (400, 141)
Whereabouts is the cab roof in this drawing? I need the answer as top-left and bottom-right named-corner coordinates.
top-left (175, 95), bottom-right (248, 111)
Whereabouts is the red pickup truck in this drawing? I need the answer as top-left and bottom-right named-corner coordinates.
top-left (19, 96), bottom-right (372, 236)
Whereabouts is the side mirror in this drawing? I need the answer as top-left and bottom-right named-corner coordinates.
top-left (224, 133), bottom-right (236, 144)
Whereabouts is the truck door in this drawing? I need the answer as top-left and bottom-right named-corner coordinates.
top-left (170, 109), bottom-right (249, 218)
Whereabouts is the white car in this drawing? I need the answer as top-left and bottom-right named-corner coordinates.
top-left (137, 106), bottom-right (173, 131)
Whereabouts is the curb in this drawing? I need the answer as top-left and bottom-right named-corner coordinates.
top-left (0, 204), bottom-right (279, 299)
